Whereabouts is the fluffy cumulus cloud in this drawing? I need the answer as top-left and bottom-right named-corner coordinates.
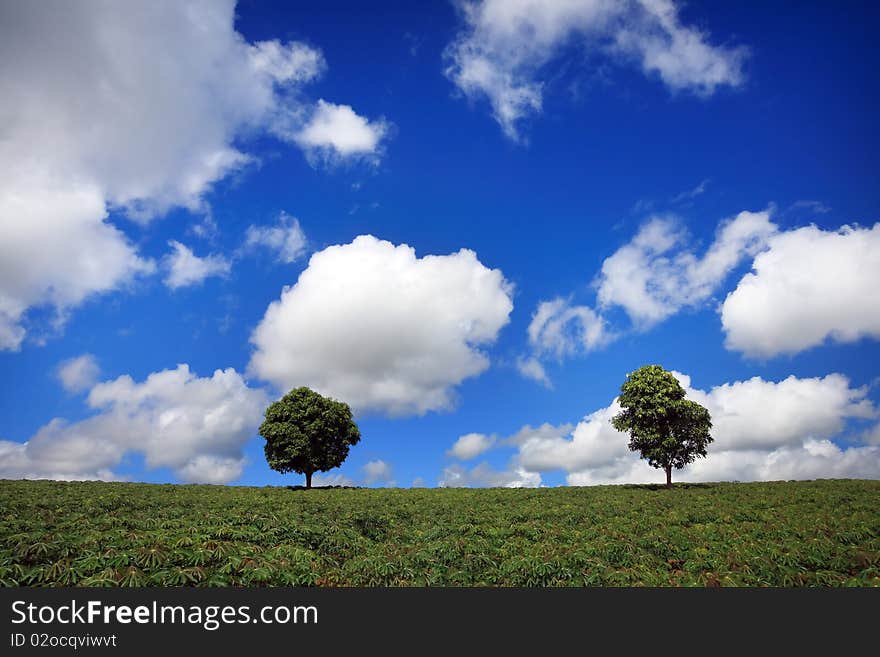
top-left (518, 404), bottom-right (627, 476)
top-left (439, 462), bottom-right (541, 488)
top-left (721, 223), bottom-right (880, 357)
top-left (244, 212), bottom-right (308, 264)
top-left (597, 209), bottom-right (777, 327)
top-left (362, 459), bottom-right (394, 486)
top-left (448, 433), bottom-right (497, 460)
top-left (289, 100), bottom-right (390, 165)
top-left (520, 211), bottom-right (879, 385)
top-left (56, 354), bottom-right (101, 394)
top-left (528, 298), bottom-right (610, 356)
top-left (520, 298), bottom-right (612, 384)
top-left (513, 371), bottom-right (879, 485)
top-left (0, 364), bottom-right (268, 484)
top-left (677, 372), bottom-right (875, 450)
top-left (0, 0), bottom-right (386, 349)
top-left (517, 209), bottom-right (774, 385)
top-left (445, 0), bottom-right (748, 140)
top-left (249, 235), bottom-right (514, 416)
top-left (0, 185), bottom-right (155, 350)
top-left (163, 241), bottom-right (231, 290)
top-left (446, 422), bottom-right (574, 456)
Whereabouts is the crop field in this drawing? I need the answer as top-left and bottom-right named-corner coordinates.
top-left (1, 478), bottom-right (878, 587)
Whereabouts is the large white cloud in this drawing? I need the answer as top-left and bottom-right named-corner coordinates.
top-left (248, 235), bottom-right (514, 416)
top-left (596, 209), bottom-right (777, 327)
top-left (513, 371), bottom-right (878, 485)
top-left (564, 440), bottom-right (880, 486)
top-left (721, 223), bottom-right (880, 357)
top-left (677, 372), bottom-right (875, 450)
top-left (445, 0), bottom-right (748, 140)
top-left (0, 0), bottom-right (386, 349)
top-left (0, 182), bottom-right (155, 350)
top-left (0, 364), bottom-right (268, 484)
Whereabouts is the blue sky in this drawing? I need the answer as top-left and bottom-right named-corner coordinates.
top-left (1, 0), bottom-right (879, 487)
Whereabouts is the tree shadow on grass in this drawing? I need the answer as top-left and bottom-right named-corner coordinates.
top-left (286, 485), bottom-right (360, 491)
top-left (621, 482), bottom-right (718, 491)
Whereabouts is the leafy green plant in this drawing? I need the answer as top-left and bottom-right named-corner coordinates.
top-left (0, 479), bottom-right (877, 587)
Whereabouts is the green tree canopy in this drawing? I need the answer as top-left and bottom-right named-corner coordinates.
top-left (259, 387), bottom-right (361, 489)
top-left (611, 364), bottom-right (713, 488)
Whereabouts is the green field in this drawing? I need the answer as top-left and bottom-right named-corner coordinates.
top-left (1, 478), bottom-right (878, 587)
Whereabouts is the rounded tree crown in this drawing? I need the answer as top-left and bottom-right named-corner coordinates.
top-left (611, 364), bottom-right (713, 472)
top-left (259, 387), bottom-right (361, 476)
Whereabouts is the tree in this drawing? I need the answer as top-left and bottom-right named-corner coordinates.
top-left (259, 387), bottom-right (361, 489)
top-left (611, 365), bottom-right (712, 488)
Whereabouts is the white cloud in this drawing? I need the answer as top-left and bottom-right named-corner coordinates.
top-left (862, 423), bottom-right (880, 445)
top-left (163, 241), bottom-right (231, 290)
top-left (0, 182), bottom-right (155, 350)
top-left (721, 223), bottom-right (880, 357)
top-left (518, 402), bottom-right (626, 474)
top-left (515, 356), bottom-right (552, 388)
top-left (671, 178), bottom-right (710, 204)
top-left (678, 440), bottom-right (880, 483)
top-left (248, 235), bottom-right (514, 416)
top-left (597, 209), bottom-right (777, 327)
top-left (448, 433), bottom-right (497, 460)
top-left (514, 371), bottom-right (878, 485)
top-left (177, 455), bottom-right (247, 485)
top-left (289, 100), bottom-right (389, 164)
top-left (516, 297), bottom-right (611, 387)
top-left (563, 441), bottom-right (880, 485)
top-left (676, 372), bottom-right (875, 451)
top-left (505, 422), bottom-right (575, 446)
top-left (615, 0), bottom-right (747, 92)
top-left (439, 462), bottom-right (541, 488)
top-left (244, 212), bottom-right (308, 264)
top-left (527, 297), bottom-right (612, 357)
top-left (446, 423), bottom-right (575, 466)
top-left (0, 0), bottom-right (385, 348)
top-left (789, 199), bottom-right (831, 215)
top-left (312, 472), bottom-right (357, 487)
top-left (0, 364), bottom-right (267, 483)
top-left (445, 0), bottom-right (747, 140)
top-left (248, 39), bottom-right (326, 84)
top-left (362, 459), bottom-right (394, 485)
top-left (517, 209), bottom-right (775, 383)
top-left (449, 423), bottom-right (575, 462)
top-left (56, 354), bottom-right (100, 393)
top-left (0, 434), bottom-right (125, 483)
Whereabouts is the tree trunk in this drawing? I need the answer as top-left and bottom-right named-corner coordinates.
top-left (665, 465), bottom-right (672, 489)
top-left (305, 471), bottom-right (312, 489)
